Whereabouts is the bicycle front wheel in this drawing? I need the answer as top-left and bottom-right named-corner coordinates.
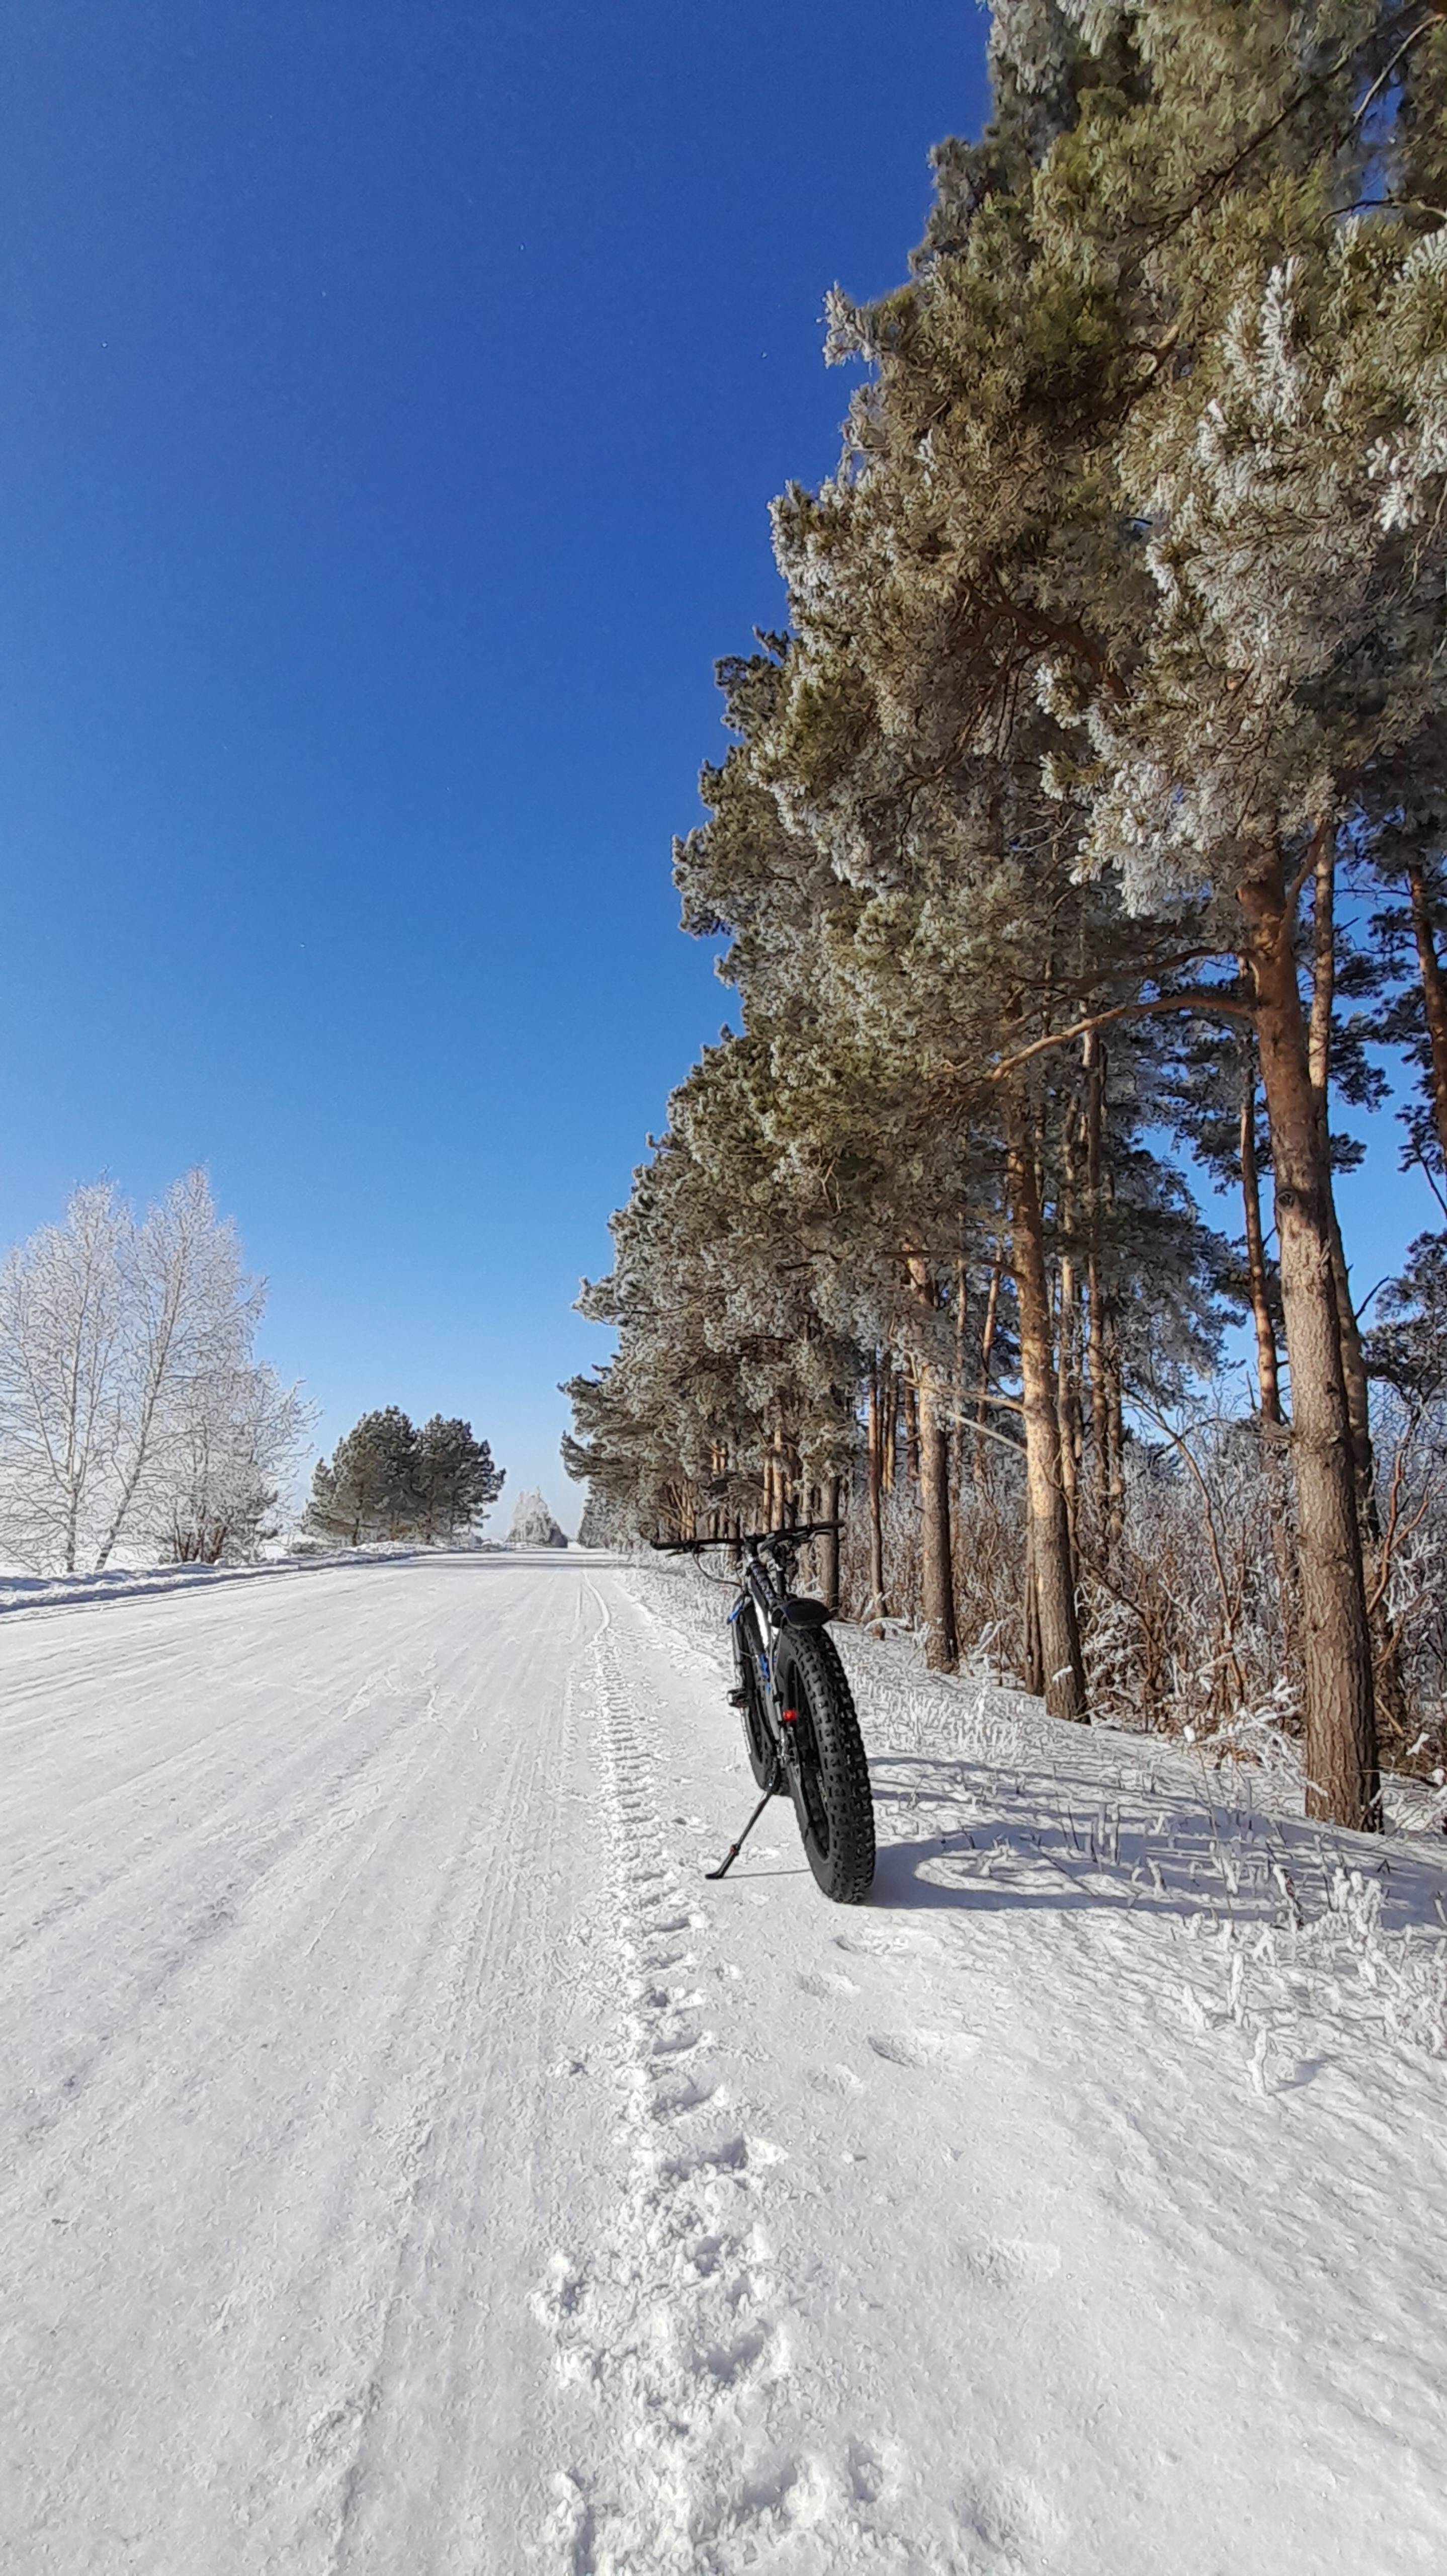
top-left (776, 1628), bottom-right (875, 1903)
top-left (733, 1604), bottom-right (775, 1790)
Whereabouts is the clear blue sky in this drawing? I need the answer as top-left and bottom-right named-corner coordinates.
top-left (0, 1), bottom-right (990, 1528)
top-left (0, 3), bottom-right (1431, 1533)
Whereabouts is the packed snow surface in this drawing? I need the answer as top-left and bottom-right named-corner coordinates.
top-left (2, 1552), bottom-right (1444, 2573)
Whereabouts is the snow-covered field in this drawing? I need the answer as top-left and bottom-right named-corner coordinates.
top-left (2, 1553), bottom-right (1444, 2573)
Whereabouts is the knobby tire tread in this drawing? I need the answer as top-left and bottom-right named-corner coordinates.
top-left (777, 1627), bottom-right (875, 1903)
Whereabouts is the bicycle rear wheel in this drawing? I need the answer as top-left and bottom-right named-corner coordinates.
top-left (776, 1628), bottom-right (875, 1902)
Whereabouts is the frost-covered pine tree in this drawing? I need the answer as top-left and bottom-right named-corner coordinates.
top-left (576, 1488), bottom-right (629, 1547)
top-left (506, 1488), bottom-right (568, 1549)
top-left (413, 1416), bottom-right (504, 1543)
top-left (305, 1408), bottom-right (420, 1547)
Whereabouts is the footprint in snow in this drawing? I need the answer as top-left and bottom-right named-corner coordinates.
top-left (701, 2318), bottom-right (780, 2384)
top-left (637, 1982), bottom-right (690, 2011)
top-left (650, 2022), bottom-right (710, 2059)
top-left (796, 1966), bottom-right (860, 1999)
top-left (530, 2251), bottom-right (589, 2334)
top-left (846, 2434), bottom-right (902, 2507)
top-left (960, 2470), bottom-right (1067, 2563)
top-left (733, 2449), bottom-right (836, 2531)
top-left (685, 2230), bottom-right (730, 2278)
top-left (806, 2062), bottom-right (864, 2096)
top-left (867, 2028), bottom-right (980, 2070)
top-left (306, 2393), bottom-right (368, 2465)
top-left (651, 2072), bottom-right (720, 2121)
top-left (642, 1948), bottom-right (696, 1979)
top-left (662, 2131), bottom-right (785, 2183)
top-left (962, 2237), bottom-right (1062, 2288)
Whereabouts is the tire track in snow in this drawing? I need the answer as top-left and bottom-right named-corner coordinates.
top-left (533, 1593), bottom-right (795, 2575)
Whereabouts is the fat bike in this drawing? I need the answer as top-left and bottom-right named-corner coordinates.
top-left (652, 1521), bottom-right (875, 1904)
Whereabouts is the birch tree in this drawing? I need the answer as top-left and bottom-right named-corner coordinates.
top-left (94, 1170), bottom-right (265, 1569)
top-left (160, 1364), bottom-right (313, 1564)
top-left (0, 1171), bottom-right (303, 1573)
top-left (0, 1182), bottom-right (127, 1572)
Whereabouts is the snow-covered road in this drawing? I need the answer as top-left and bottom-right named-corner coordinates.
top-left (3, 1555), bottom-right (1444, 2574)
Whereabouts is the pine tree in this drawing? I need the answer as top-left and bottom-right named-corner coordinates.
top-left (304, 1408), bottom-right (419, 1546)
top-left (506, 1488), bottom-right (568, 1549)
top-left (577, 1488), bottom-right (629, 1547)
top-left (413, 1416), bottom-right (504, 1543)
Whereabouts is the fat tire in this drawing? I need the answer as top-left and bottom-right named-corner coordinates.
top-left (776, 1627), bottom-right (875, 1903)
top-left (734, 1606), bottom-right (775, 1789)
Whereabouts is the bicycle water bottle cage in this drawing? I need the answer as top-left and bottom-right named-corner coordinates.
top-left (781, 1596), bottom-right (832, 1630)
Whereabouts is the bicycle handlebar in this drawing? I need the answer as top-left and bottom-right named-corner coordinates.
top-left (651, 1519), bottom-right (841, 1557)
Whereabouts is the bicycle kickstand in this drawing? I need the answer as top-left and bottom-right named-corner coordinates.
top-left (704, 1784), bottom-right (777, 1880)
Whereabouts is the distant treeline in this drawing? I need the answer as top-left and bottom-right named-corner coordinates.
top-left (305, 1408), bottom-right (503, 1547)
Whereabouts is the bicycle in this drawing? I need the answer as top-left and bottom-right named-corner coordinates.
top-left (652, 1521), bottom-right (875, 1903)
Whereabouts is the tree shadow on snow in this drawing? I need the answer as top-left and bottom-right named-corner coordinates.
top-left (865, 1748), bottom-right (1447, 1941)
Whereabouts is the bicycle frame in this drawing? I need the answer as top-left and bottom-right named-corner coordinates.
top-left (727, 1528), bottom-right (835, 1791)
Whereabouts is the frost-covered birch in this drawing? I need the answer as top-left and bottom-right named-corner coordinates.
top-left (93, 1170), bottom-right (264, 1569)
top-left (0, 1170), bottom-right (300, 1573)
top-left (0, 1182), bottom-right (128, 1572)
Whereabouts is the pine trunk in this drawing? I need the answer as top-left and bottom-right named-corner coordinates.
top-left (866, 1362), bottom-right (887, 1626)
top-left (1023, 1526), bottom-right (1045, 1698)
top-left (1238, 1041), bottom-right (1283, 1426)
top-left (1242, 846), bottom-right (1379, 1829)
top-left (1407, 862), bottom-right (1447, 1168)
top-left (1055, 1254), bottom-right (1082, 1561)
top-left (773, 1427), bottom-right (789, 1530)
top-left (975, 1241), bottom-right (1004, 1492)
top-left (1329, 1211), bottom-right (1377, 1503)
top-left (1006, 1091), bottom-right (1086, 1721)
top-left (1083, 1030), bottom-right (1110, 1539)
top-left (916, 1364), bottom-right (958, 1670)
top-left (1310, 848), bottom-right (1404, 1738)
top-left (1104, 1341), bottom-right (1125, 1551)
top-left (1308, 846), bottom-right (1378, 1512)
top-left (820, 1475), bottom-right (840, 1613)
top-left (907, 1259), bottom-right (958, 1671)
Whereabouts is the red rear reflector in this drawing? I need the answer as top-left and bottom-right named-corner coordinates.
top-left (782, 1707), bottom-right (798, 1722)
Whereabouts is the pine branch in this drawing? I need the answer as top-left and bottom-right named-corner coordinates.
top-left (988, 990), bottom-right (1252, 1081)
